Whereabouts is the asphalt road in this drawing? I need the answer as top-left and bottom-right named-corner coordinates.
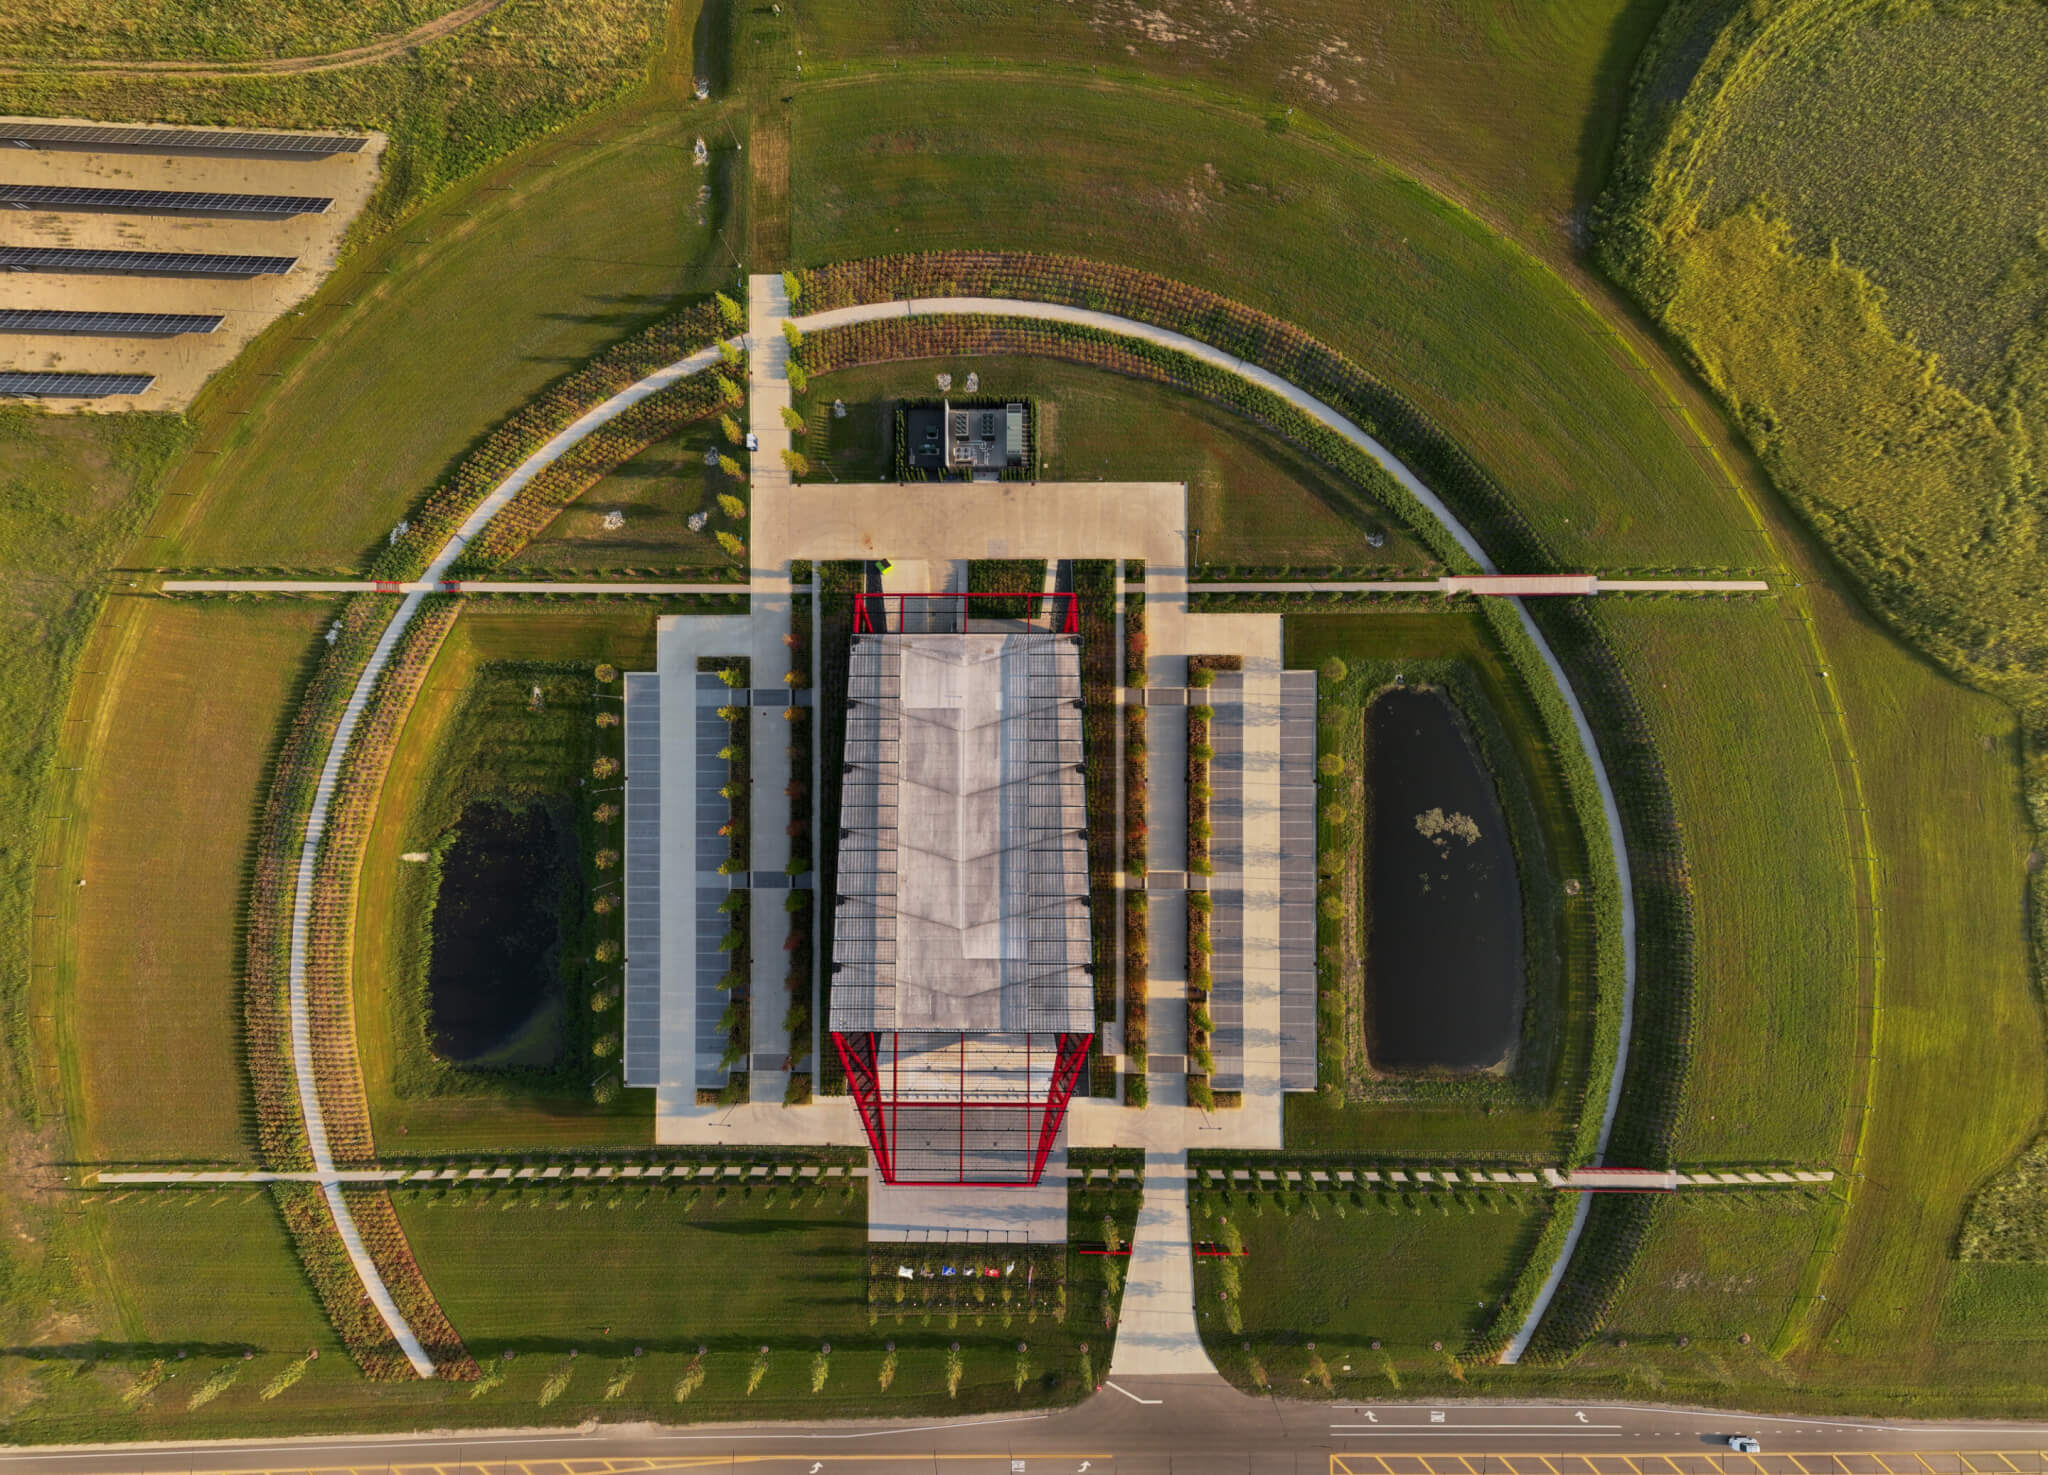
top-left (3, 1376), bottom-right (2044, 1475)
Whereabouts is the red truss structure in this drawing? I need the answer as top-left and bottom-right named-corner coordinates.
top-left (853, 590), bottom-right (1079, 635)
top-left (834, 1030), bottom-right (1093, 1186)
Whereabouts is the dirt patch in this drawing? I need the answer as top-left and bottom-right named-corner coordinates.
top-left (0, 116), bottom-right (384, 411)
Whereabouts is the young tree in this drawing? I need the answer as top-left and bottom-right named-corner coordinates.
top-left (716, 530), bottom-right (746, 558)
top-left (781, 319), bottom-right (804, 351)
top-left (780, 404), bottom-right (806, 432)
top-left (718, 492), bottom-right (747, 520)
top-left (781, 268), bottom-right (803, 303)
top-left (714, 291), bottom-right (744, 328)
top-left (781, 448), bottom-right (810, 476)
top-left (786, 361), bottom-right (809, 395)
top-left (721, 413), bottom-right (744, 445)
top-left (718, 453), bottom-right (744, 480)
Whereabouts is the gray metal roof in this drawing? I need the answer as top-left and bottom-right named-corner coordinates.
top-left (622, 672), bottom-right (662, 1088)
top-left (831, 632), bottom-right (1092, 1036)
top-left (1278, 669), bottom-right (1319, 1091)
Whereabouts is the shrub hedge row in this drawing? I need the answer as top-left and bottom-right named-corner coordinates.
top-left (304, 599), bottom-right (462, 1166)
top-left (449, 366), bottom-right (733, 573)
top-left (370, 301), bottom-right (725, 580)
top-left (244, 596), bottom-right (393, 1171)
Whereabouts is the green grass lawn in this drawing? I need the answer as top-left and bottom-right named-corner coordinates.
top-left (397, 1182), bottom-right (1098, 1415)
top-left (58, 600), bottom-right (332, 1166)
top-left (1281, 612), bottom-right (1596, 1158)
top-left (356, 608), bottom-right (660, 1152)
top-left (791, 0), bottom-right (1663, 264)
top-left (1596, 1194), bottom-right (1819, 1344)
top-left (508, 422), bottom-right (741, 572)
top-left (1191, 1180), bottom-right (1549, 1393)
top-left (790, 76), bottom-right (1759, 575)
top-left (1587, 599), bottom-right (1860, 1165)
top-left (5, 409), bottom-right (190, 1130)
top-left (1786, 586), bottom-right (2042, 1391)
top-left (802, 358), bottom-right (1437, 570)
top-left (156, 105), bottom-right (733, 572)
top-left (0, 0), bottom-right (464, 61)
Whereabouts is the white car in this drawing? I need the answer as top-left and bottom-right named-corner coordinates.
top-left (1727, 1437), bottom-right (1762, 1454)
top-left (744, 431), bottom-right (759, 452)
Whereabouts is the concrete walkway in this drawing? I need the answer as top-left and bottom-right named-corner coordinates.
top-left (790, 295), bottom-right (1646, 1361)
top-left (745, 273), bottom-right (797, 1101)
top-left (1195, 577), bottom-right (1769, 596)
top-left (160, 579), bottom-right (740, 595)
top-left (274, 337), bottom-right (731, 1376)
top-left (1108, 1150), bottom-right (1208, 1375)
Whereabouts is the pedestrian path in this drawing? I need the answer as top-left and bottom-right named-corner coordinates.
top-left (267, 336), bottom-right (732, 1377)
top-left (744, 273), bottom-right (797, 1101)
top-left (1108, 1149), bottom-right (1212, 1376)
top-left (1194, 576), bottom-right (1769, 596)
top-left (159, 579), bottom-right (739, 594)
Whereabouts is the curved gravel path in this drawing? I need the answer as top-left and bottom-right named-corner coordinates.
top-left (0, 0), bottom-right (507, 76)
top-left (279, 342), bottom-right (728, 1377)
top-left (792, 295), bottom-right (1639, 1361)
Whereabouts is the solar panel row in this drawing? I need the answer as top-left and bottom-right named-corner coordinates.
top-left (0, 245), bottom-right (297, 277)
top-left (0, 183), bottom-right (332, 217)
top-left (0, 122), bottom-right (363, 158)
top-left (0, 308), bottom-right (223, 336)
top-left (0, 370), bottom-right (154, 397)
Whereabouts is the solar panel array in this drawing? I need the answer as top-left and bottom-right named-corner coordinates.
top-left (0, 245), bottom-right (297, 276)
top-left (0, 370), bottom-right (154, 397)
top-left (0, 183), bottom-right (332, 217)
top-left (1, 122), bottom-right (364, 159)
top-left (0, 307), bottom-right (223, 336)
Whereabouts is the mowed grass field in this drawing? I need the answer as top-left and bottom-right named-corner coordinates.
top-left (1571, 1193), bottom-right (1820, 1372)
top-left (1793, 587), bottom-right (2041, 1393)
top-left (803, 359), bottom-right (1435, 570)
top-left (397, 1185), bottom-right (1098, 1414)
top-left (793, 0), bottom-right (1663, 260)
top-left (1587, 598), bottom-right (1859, 1165)
top-left (159, 106), bottom-right (731, 572)
top-left (355, 608), bottom-right (659, 1153)
top-left (54, 599), bottom-right (331, 1166)
top-left (1192, 1182), bottom-right (1549, 1392)
top-left (790, 77), bottom-right (1758, 576)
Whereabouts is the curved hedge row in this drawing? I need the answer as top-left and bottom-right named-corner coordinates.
top-left (804, 314), bottom-right (1476, 577)
top-left (272, 1183), bottom-right (413, 1381)
top-left (346, 1187), bottom-right (482, 1380)
top-left (448, 363), bottom-right (737, 574)
top-left (303, 599), bottom-right (462, 1166)
top-left (370, 301), bottom-right (725, 581)
top-left (796, 252), bottom-right (1551, 572)
top-left (244, 595), bottom-right (395, 1170)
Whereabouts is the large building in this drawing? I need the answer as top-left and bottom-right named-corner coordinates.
top-left (829, 621), bottom-right (1093, 1185)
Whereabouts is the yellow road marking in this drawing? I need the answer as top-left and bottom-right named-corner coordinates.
top-left (171, 1455), bottom-right (1116, 1475)
top-left (1332, 1456), bottom-right (2048, 1475)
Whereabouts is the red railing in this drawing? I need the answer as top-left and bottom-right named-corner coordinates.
top-left (853, 590), bottom-right (1079, 635)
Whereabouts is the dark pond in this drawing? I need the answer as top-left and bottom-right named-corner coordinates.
top-left (428, 801), bottom-right (569, 1064)
top-left (1365, 687), bottom-right (1523, 1071)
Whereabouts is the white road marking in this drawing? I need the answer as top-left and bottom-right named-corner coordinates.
top-left (1104, 1381), bottom-right (1164, 1406)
